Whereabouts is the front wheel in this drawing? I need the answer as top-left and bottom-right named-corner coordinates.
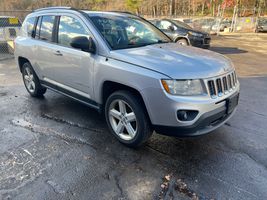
top-left (105, 91), bottom-right (152, 147)
top-left (22, 62), bottom-right (46, 97)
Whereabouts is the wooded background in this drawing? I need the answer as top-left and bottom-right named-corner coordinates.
top-left (0, 0), bottom-right (266, 17)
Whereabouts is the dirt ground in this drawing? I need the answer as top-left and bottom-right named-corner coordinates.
top-left (0, 35), bottom-right (267, 200)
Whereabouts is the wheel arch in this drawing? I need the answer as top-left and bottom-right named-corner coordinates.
top-left (174, 36), bottom-right (190, 45)
top-left (18, 57), bottom-right (30, 73)
top-left (101, 81), bottom-right (152, 124)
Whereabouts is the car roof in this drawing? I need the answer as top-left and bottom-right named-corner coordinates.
top-left (34, 7), bottom-right (136, 17)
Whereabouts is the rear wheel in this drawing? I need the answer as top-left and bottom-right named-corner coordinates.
top-left (22, 62), bottom-right (46, 97)
top-left (176, 38), bottom-right (189, 46)
top-left (105, 91), bottom-right (152, 147)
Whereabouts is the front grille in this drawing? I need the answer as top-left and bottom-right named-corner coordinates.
top-left (207, 71), bottom-right (238, 98)
top-left (8, 28), bottom-right (16, 37)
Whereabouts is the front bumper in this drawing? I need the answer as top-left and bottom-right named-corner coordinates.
top-left (153, 103), bottom-right (236, 136)
top-left (141, 82), bottom-right (240, 137)
top-left (189, 36), bottom-right (211, 48)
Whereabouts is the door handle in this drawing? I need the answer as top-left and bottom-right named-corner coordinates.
top-left (54, 50), bottom-right (63, 56)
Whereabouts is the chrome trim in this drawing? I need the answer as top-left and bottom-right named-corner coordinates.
top-left (205, 70), bottom-right (238, 99)
top-left (43, 77), bottom-right (91, 99)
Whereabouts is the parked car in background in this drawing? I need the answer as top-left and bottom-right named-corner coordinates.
top-left (15, 7), bottom-right (239, 147)
top-left (192, 18), bottom-right (216, 33)
top-left (256, 17), bottom-right (267, 33)
top-left (0, 16), bottom-right (21, 50)
top-left (182, 18), bottom-right (194, 27)
top-left (212, 19), bottom-right (232, 32)
top-left (150, 19), bottom-right (211, 48)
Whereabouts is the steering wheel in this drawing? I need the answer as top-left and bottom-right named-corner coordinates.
top-left (129, 36), bottom-right (141, 44)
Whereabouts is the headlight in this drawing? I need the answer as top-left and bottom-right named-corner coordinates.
top-left (188, 31), bottom-right (203, 37)
top-left (161, 79), bottom-right (205, 96)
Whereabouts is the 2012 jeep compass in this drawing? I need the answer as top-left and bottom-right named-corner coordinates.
top-left (15, 7), bottom-right (240, 147)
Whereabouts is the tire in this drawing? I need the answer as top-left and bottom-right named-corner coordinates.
top-left (176, 38), bottom-right (189, 46)
top-left (22, 62), bottom-right (46, 97)
top-left (105, 90), bottom-right (152, 147)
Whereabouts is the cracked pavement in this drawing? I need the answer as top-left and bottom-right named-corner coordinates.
top-left (0, 35), bottom-right (267, 199)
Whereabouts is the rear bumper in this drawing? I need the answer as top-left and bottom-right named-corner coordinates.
top-left (153, 105), bottom-right (236, 137)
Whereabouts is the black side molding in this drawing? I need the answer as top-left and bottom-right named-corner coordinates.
top-left (40, 80), bottom-right (101, 111)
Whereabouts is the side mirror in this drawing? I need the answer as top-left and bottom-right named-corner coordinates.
top-left (70, 36), bottom-right (96, 53)
top-left (168, 25), bottom-right (175, 31)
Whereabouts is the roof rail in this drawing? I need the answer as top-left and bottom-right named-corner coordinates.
top-left (109, 11), bottom-right (136, 15)
top-left (34, 7), bottom-right (72, 12)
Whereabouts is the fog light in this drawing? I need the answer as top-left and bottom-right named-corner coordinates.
top-left (177, 111), bottom-right (188, 121)
top-left (177, 110), bottom-right (198, 121)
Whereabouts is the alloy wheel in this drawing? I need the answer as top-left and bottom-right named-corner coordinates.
top-left (23, 66), bottom-right (35, 93)
top-left (108, 99), bottom-right (138, 141)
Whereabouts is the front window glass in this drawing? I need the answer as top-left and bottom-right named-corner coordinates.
top-left (58, 16), bottom-right (89, 48)
top-left (89, 14), bottom-right (171, 50)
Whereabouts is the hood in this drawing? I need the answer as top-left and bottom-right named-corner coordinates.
top-left (186, 28), bottom-right (209, 36)
top-left (110, 43), bottom-right (234, 79)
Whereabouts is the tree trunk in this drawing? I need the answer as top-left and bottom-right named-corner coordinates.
top-left (202, 2), bottom-right (205, 15)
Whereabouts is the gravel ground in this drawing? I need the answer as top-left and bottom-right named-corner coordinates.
top-left (0, 35), bottom-right (267, 200)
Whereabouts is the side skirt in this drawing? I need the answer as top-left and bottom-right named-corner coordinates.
top-left (40, 80), bottom-right (101, 112)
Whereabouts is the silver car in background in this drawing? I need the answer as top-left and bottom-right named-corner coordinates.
top-left (15, 7), bottom-right (240, 147)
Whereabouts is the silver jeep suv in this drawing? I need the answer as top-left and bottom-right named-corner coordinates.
top-left (15, 7), bottom-right (240, 147)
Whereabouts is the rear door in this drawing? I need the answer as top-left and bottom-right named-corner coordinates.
top-left (34, 15), bottom-right (59, 81)
top-left (48, 14), bottom-right (95, 98)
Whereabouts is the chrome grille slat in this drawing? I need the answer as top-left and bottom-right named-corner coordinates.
top-left (228, 74), bottom-right (232, 89)
top-left (207, 71), bottom-right (238, 98)
top-left (231, 73), bottom-right (235, 87)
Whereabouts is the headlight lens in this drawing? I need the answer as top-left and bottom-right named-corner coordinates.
top-left (161, 79), bottom-right (205, 96)
top-left (188, 31), bottom-right (203, 37)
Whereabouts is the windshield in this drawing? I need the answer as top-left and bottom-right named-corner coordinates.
top-left (89, 14), bottom-right (171, 50)
top-left (172, 20), bottom-right (192, 29)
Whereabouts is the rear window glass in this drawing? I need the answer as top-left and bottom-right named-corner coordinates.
top-left (0, 18), bottom-right (21, 27)
top-left (39, 16), bottom-right (55, 42)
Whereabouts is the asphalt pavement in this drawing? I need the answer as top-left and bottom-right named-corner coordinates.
top-left (0, 35), bottom-right (267, 200)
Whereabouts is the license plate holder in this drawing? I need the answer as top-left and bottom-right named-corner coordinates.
top-left (226, 93), bottom-right (239, 114)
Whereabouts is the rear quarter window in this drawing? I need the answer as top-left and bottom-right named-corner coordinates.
top-left (23, 17), bottom-right (36, 37)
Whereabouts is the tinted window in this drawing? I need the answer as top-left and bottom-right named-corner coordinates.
top-left (39, 16), bottom-right (55, 42)
top-left (58, 16), bottom-right (89, 48)
top-left (25, 17), bottom-right (36, 37)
